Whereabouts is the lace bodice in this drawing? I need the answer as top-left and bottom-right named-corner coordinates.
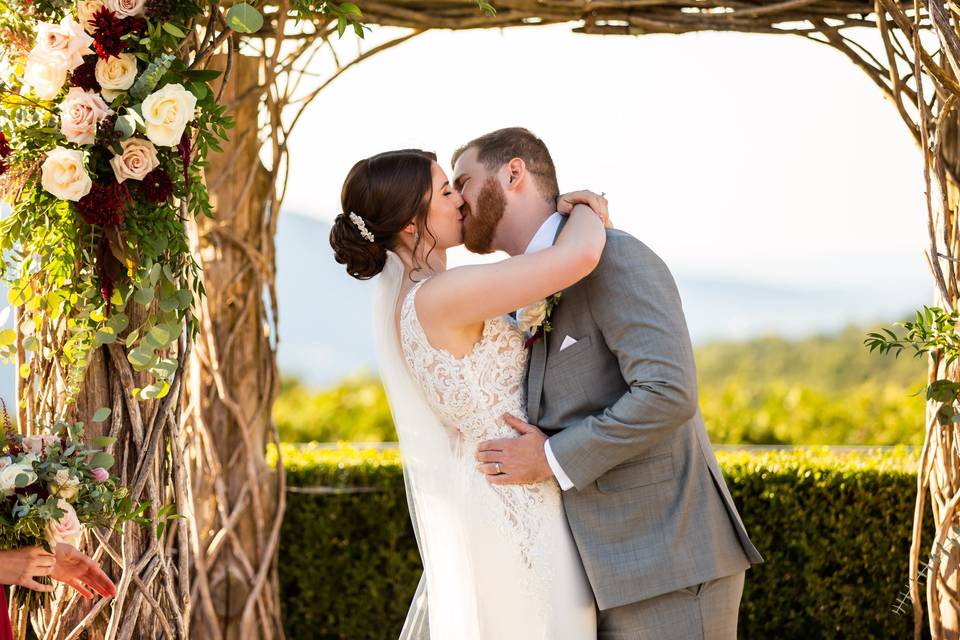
top-left (399, 278), bottom-right (530, 447)
top-left (399, 278), bottom-right (563, 602)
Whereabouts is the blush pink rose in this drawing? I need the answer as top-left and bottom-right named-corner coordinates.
top-left (46, 499), bottom-right (82, 548)
top-left (91, 467), bottom-right (109, 482)
top-left (22, 434), bottom-right (60, 456)
top-left (59, 87), bottom-right (111, 145)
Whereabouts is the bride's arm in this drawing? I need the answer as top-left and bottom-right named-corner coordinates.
top-left (416, 204), bottom-right (606, 328)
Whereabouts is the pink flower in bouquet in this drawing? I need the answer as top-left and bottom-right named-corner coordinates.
top-left (59, 87), bottom-right (111, 145)
top-left (91, 467), bottom-right (109, 482)
top-left (47, 499), bottom-right (82, 548)
top-left (22, 434), bottom-right (60, 456)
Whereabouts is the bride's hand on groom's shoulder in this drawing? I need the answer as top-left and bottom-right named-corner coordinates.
top-left (557, 190), bottom-right (612, 228)
top-left (475, 415), bottom-right (554, 486)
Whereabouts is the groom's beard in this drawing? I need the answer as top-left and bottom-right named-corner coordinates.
top-left (462, 176), bottom-right (506, 254)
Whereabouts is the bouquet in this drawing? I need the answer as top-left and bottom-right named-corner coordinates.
top-left (0, 404), bottom-right (146, 614)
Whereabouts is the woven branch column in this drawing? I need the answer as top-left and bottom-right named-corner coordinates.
top-left (9, 293), bottom-right (192, 639)
top-left (184, 52), bottom-right (286, 640)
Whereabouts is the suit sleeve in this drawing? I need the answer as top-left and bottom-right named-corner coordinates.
top-left (546, 232), bottom-right (699, 490)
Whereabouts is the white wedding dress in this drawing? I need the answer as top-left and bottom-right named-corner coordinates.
top-left (381, 261), bottom-right (596, 640)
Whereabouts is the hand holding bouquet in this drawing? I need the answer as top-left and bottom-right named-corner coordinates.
top-left (0, 408), bottom-right (145, 613)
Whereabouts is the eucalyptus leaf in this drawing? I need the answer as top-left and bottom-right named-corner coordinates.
top-left (114, 115), bottom-right (137, 138)
top-left (107, 312), bottom-right (129, 332)
top-left (226, 3), bottom-right (263, 33)
top-left (94, 327), bottom-right (117, 346)
top-left (92, 407), bottom-right (111, 423)
top-left (134, 286), bottom-right (155, 305)
top-left (128, 347), bottom-right (155, 369)
top-left (93, 435), bottom-right (116, 447)
top-left (90, 452), bottom-right (115, 470)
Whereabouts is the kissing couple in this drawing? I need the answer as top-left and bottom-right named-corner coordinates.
top-left (329, 127), bottom-right (763, 640)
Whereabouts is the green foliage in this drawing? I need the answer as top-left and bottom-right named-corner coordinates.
top-left (273, 375), bottom-right (396, 443)
top-left (700, 324), bottom-right (926, 391)
top-left (700, 382), bottom-right (923, 445)
top-left (273, 444), bottom-right (417, 640)
top-left (277, 323), bottom-right (927, 445)
top-left (866, 306), bottom-right (960, 425)
top-left (274, 445), bottom-right (927, 640)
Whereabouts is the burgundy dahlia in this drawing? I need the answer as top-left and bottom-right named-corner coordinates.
top-left (91, 7), bottom-right (127, 59)
top-left (70, 58), bottom-right (100, 92)
top-left (121, 15), bottom-right (147, 35)
top-left (96, 114), bottom-right (123, 150)
top-left (0, 132), bottom-right (11, 177)
top-left (145, 0), bottom-right (172, 21)
top-left (76, 180), bottom-right (130, 225)
top-left (139, 167), bottom-right (173, 203)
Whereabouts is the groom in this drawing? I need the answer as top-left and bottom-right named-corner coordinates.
top-left (455, 128), bottom-right (764, 639)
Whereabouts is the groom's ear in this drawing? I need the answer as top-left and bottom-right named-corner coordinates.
top-left (503, 157), bottom-right (527, 192)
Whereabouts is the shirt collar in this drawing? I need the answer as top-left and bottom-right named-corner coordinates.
top-left (523, 212), bottom-right (564, 255)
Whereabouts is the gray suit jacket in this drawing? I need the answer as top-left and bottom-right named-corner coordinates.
top-left (529, 224), bottom-right (763, 611)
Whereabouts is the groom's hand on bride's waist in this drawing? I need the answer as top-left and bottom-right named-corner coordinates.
top-left (475, 415), bottom-right (554, 486)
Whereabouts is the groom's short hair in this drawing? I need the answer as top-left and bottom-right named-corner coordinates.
top-left (452, 127), bottom-right (559, 202)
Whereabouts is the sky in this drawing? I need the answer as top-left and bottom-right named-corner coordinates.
top-left (281, 23), bottom-right (931, 293)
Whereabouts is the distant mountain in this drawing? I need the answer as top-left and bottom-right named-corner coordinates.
top-left (277, 212), bottom-right (931, 386)
top-left (0, 210), bottom-right (934, 403)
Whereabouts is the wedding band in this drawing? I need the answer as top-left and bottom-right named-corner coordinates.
top-left (496, 463), bottom-right (502, 474)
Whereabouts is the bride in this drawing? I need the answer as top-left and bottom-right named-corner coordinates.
top-left (329, 148), bottom-right (607, 639)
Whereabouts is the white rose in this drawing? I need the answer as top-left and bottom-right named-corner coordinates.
top-left (59, 87), bottom-right (111, 145)
top-left (0, 462), bottom-right (37, 497)
top-left (31, 16), bottom-right (94, 73)
top-left (105, 0), bottom-right (144, 18)
top-left (517, 298), bottom-right (549, 333)
top-left (95, 53), bottom-right (137, 101)
top-left (75, 0), bottom-right (105, 34)
top-left (46, 499), bottom-right (82, 548)
top-left (109, 137), bottom-right (159, 182)
top-left (141, 83), bottom-right (197, 147)
top-left (41, 147), bottom-right (92, 202)
top-left (0, 457), bottom-right (11, 470)
top-left (22, 52), bottom-right (68, 101)
top-left (51, 469), bottom-right (80, 501)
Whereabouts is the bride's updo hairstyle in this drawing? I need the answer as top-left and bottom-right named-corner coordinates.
top-left (330, 149), bottom-right (437, 280)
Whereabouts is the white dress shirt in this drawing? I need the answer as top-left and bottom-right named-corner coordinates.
top-left (522, 213), bottom-right (575, 491)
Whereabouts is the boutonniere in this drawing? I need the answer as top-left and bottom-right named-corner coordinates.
top-left (519, 292), bottom-right (562, 349)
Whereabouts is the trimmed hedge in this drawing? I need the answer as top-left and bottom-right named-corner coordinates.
top-left (273, 445), bottom-right (929, 640)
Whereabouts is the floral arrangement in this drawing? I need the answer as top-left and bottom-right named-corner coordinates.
top-left (0, 0), bottom-right (235, 402)
top-left (518, 292), bottom-right (562, 348)
top-left (0, 402), bottom-right (146, 613)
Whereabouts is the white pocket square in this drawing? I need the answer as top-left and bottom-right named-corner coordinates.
top-left (559, 335), bottom-right (578, 351)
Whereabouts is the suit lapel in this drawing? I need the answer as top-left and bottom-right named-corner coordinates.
top-left (525, 214), bottom-right (567, 424)
top-left (526, 332), bottom-right (548, 424)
